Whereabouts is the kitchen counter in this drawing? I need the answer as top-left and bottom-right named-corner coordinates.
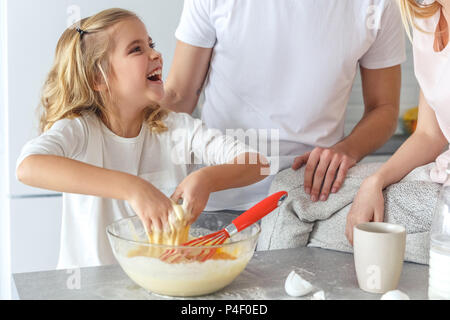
top-left (13, 247), bottom-right (429, 300)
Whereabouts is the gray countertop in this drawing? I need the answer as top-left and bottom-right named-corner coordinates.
top-left (13, 247), bottom-right (429, 300)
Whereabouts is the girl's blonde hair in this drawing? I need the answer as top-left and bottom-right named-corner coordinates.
top-left (397, 0), bottom-right (442, 40)
top-left (39, 8), bottom-right (168, 133)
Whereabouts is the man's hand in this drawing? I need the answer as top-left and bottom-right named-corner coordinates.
top-left (292, 146), bottom-right (357, 202)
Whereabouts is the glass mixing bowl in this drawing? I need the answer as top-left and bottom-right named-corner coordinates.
top-left (106, 212), bottom-right (260, 297)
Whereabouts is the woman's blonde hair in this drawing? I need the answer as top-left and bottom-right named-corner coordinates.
top-left (39, 8), bottom-right (168, 133)
top-left (397, 0), bottom-right (442, 40)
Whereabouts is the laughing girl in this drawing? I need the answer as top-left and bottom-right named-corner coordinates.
top-left (16, 8), bottom-right (268, 269)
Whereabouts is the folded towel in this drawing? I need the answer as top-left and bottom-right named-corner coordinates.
top-left (258, 162), bottom-right (440, 265)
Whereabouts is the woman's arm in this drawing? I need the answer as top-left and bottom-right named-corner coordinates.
top-left (371, 90), bottom-right (447, 188)
top-left (345, 90), bottom-right (448, 244)
top-left (17, 155), bottom-right (174, 232)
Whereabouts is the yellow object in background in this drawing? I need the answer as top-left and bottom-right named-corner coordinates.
top-left (402, 106), bottom-right (418, 135)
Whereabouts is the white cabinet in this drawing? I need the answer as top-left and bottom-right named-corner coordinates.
top-left (10, 196), bottom-right (62, 273)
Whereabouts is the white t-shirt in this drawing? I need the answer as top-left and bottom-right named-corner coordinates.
top-left (175, 0), bottom-right (406, 210)
top-left (17, 112), bottom-right (254, 269)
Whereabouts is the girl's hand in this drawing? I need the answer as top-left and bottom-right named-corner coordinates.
top-left (345, 175), bottom-right (385, 245)
top-left (127, 177), bottom-right (174, 233)
top-left (171, 170), bottom-right (212, 224)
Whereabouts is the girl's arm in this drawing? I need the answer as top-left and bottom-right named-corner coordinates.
top-left (17, 154), bottom-right (174, 232)
top-left (18, 155), bottom-right (137, 198)
top-left (171, 152), bottom-right (270, 223)
top-left (199, 152), bottom-right (269, 191)
top-left (345, 91), bottom-right (448, 244)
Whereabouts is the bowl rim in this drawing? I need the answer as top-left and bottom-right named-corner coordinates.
top-left (106, 215), bottom-right (261, 249)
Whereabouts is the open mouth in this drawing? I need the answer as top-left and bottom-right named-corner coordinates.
top-left (147, 68), bottom-right (162, 82)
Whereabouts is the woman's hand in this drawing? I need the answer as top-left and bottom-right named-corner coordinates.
top-left (171, 169), bottom-right (213, 224)
top-left (345, 175), bottom-right (385, 245)
top-left (127, 177), bottom-right (174, 233)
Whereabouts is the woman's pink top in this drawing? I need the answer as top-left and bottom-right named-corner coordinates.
top-left (413, 9), bottom-right (450, 183)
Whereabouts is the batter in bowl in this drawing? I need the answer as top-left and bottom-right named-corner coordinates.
top-left (145, 202), bottom-right (191, 246)
top-left (128, 202), bottom-right (190, 258)
top-left (127, 202), bottom-right (235, 261)
top-left (110, 209), bottom-right (259, 297)
top-left (117, 252), bottom-right (251, 296)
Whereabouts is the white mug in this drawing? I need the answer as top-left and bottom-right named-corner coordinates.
top-left (353, 222), bottom-right (406, 294)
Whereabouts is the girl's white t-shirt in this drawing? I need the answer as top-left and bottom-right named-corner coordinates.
top-left (413, 10), bottom-right (450, 183)
top-left (17, 112), bottom-right (254, 269)
top-left (175, 0), bottom-right (406, 210)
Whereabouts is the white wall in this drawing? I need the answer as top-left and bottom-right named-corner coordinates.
top-left (0, 0), bottom-right (12, 300)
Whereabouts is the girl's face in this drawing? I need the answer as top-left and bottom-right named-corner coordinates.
top-left (107, 18), bottom-right (164, 112)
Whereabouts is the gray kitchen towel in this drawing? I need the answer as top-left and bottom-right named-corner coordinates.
top-left (257, 162), bottom-right (440, 265)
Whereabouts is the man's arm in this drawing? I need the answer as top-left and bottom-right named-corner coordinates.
top-left (336, 64), bottom-right (401, 161)
top-left (292, 64), bottom-right (401, 202)
top-left (159, 40), bottom-right (213, 114)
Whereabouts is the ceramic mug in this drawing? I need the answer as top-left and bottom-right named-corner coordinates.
top-left (353, 222), bottom-right (406, 294)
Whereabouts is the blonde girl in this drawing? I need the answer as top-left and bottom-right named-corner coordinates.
top-left (16, 8), bottom-right (268, 269)
top-left (346, 0), bottom-right (449, 243)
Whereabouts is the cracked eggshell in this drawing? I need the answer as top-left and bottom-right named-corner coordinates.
top-left (285, 270), bottom-right (313, 297)
top-left (311, 290), bottom-right (326, 300)
top-left (380, 290), bottom-right (410, 300)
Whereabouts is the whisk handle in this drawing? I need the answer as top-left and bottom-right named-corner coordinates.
top-left (230, 191), bottom-right (288, 234)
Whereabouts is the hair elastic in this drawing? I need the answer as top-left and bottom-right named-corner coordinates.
top-left (75, 27), bottom-right (88, 39)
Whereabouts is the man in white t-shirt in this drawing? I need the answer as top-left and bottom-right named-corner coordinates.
top-left (161, 0), bottom-right (405, 211)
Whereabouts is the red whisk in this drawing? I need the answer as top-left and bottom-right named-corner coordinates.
top-left (160, 191), bottom-right (288, 263)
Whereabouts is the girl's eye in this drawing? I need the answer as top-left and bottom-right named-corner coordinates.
top-left (131, 46), bottom-right (142, 54)
top-left (129, 43), bottom-right (155, 54)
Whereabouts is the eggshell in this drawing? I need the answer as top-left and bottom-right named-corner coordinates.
top-left (380, 290), bottom-right (410, 300)
top-left (311, 290), bottom-right (326, 300)
top-left (285, 270), bottom-right (313, 297)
